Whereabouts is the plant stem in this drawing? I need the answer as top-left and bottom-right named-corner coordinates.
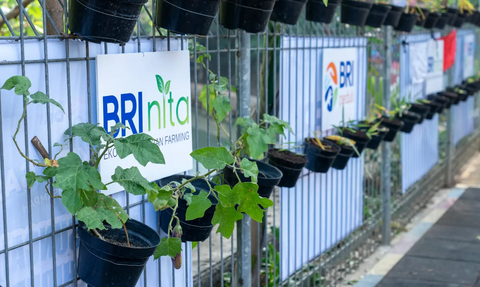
top-left (91, 228), bottom-right (104, 240)
top-left (95, 143), bottom-right (112, 169)
top-left (122, 221), bottom-right (131, 247)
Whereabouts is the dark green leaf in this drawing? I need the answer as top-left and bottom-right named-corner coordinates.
top-left (62, 189), bottom-right (83, 215)
top-left (246, 124), bottom-right (270, 159)
top-left (111, 166), bottom-right (156, 196)
top-left (53, 153), bottom-right (106, 192)
top-left (76, 207), bottom-right (105, 230)
top-left (212, 204), bottom-right (242, 239)
top-left (240, 158), bottom-right (258, 182)
top-left (212, 95), bottom-right (232, 122)
top-left (109, 122), bottom-right (126, 137)
top-left (190, 147), bottom-right (234, 170)
top-left (30, 92), bottom-right (65, 113)
top-left (235, 182), bottom-right (273, 222)
top-left (1, 76), bottom-right (31, 95)
top-left (214, 185), bottom-right (238, 206)
top-left (65, 123), bottom-right (108, 146)
top-left (114, 133), bottom-right (165, 166)
top-left (97, 193), bottom-right (129, 223)
top-left (185, 190), bottom-right (212, 221)
top-left (25, 172), bottom-right (49, 188)
top-left (263, 114), bottom-right (294, 135)
top-left (96, 206), bottom-right (123, 229)
top-left (151, 185), bottom-right (173, 211)
top-left (154, 237), bottom-right (182, 259)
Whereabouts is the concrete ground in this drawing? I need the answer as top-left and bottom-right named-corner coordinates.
top-left (345, 152), bottom-right (480, 287)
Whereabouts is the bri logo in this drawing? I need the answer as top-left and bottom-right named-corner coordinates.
top-left (324, 61), bottom-right (354, 112)
top-left (102, 75), bottom-right (190, 138)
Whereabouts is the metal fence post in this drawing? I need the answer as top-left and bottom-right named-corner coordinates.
top-left (381, 26), bottom-right (392, 245)
top-left (445, 66), bottom-right (455, 187)
top-left (236, 30), bottom-right (252, 287)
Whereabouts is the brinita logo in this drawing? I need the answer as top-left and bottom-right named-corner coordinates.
top-left (325, 62), bottom-right (338, 112)
top-left (324, 60), bottom-right (354, 112)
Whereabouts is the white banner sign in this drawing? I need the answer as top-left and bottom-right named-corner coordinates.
top-left (463, 34), bottom-right (475, 79)
top-left (425, 40), bottom-right (444, 95)
top-left (321, 48), bottom-right (358, 131)
top-left (97, 51), bottom-right (193, 195)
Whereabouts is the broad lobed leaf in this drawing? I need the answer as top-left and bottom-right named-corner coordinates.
top-left (53, 153), bottom-right (106, 192)
top-left (190, 147), bottom-right (234, 170)
top-left (65, 123), bottom-right (108, 147)
top-left (114, 133), bottom-right (165, 166)
top-left (154, 237), bottom-right (182, 259)
top-left (1, 76), bottom-right (31, 95)
top-left (111, 166), bottom-right (156, 196)
top-left (240, 158), bottom-right (258, 183)
top-left (30, 92), bottom-right (65, 113)
top-left (185, 190), bottom-right (212, 221)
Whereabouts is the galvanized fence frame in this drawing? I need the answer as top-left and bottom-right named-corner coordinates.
top-left (0, 1), bottom-right (479, 287)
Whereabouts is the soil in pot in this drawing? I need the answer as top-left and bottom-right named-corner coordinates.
top-left (156, 0), bottom-right (220, 35)
top-left (304, 138), bottom-right (341, 173)
top-left (438, 91), bottom-right (460, 105)
top-left (395, 13), bottom-right (418, 32)
top-left (400, 111), bottom-right (421, 133)
top-left (384, 5), bottom-right (403, 26)
top-left (78, 219), bottom-right (160, 287)
top-left (341, 0), bottom-right (372, 26)
top-left (436, 13), bottom-right (452, 28)
top-left (415, 8), bottom-right (430, 27)
top-left (157, 175), bottom-right (218, 242)
top-left (324, 139), bottom-right (355, 170)
top-left (220, 0), bottom-right (275, 33)
top-left (365, 4), bottom-right (392, 28)
top-left (427, 94), bottom-right (450, 110)
top-left (380, 116), bottom-right (404, 142)
top-left (69, 0), bottom-right (147, 44)
top-left (223, 159), bottom-right (282, 199)
top-left (306, 0), bottom-right (340, 24)
top-left (423, 101), bottom-right (442, 119)
top-left (341, 129), bottom-right (370, 157)
top-left (267, 149), bottom-right (307, 188)
top-left (424, 12), bottom-right (441, 29)
top-left (409, 103), bottom-right (431, 124)
top-left (270, 0), bottom-right (308, 25)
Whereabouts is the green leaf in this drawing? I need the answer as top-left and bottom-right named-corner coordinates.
top-left (25, 172), bottom-right (49, 188)
top-left (192, 242), bottom-right (198, 249)
top-left (114, 133), bottom-right (165, 166)
top-left (190, 147), bottom-right (235, 170)
top-left (76, 207), bottom-right (105, 230)
top-left (30, 92), bottom-right (65, 113)
top-left (53, 153), bottom-right (106, 192)
top-left (212, 95), bottom-right (232, 123)
top-left (246, 124), bottom-right (270, 159)
top-left (212, 204), bottom-right (242, 239)
top-left (109, 122), bottom-right (126, 137)
top-left (111, 166), bottom-right (156, 196)
top-left (96, 206), bottom-right (123, 229)
top-left (165, 80), bottom-right (171, 95)
top-left (154, 237), bottom-right (182, 259)
top-left (185, 190), bottom-right (212, 221)
top-left (1, 76), bottom-right (31, 95)
top-left (323, 0), bottom-right (328, 6)
top-left (97, 193), bottom-right (129, 223)
top-left (199, 85), bottom-right (216, 114)
top-left (240, 158), bottom-right (258, 182)
top-left (156, 75), bottom-right (164, 93)
top-left (181, 178), bottom-right (196, 193)
top-left (214, 185), bottom-right (238, 206)
top-left (62, 189), bottom-right (84, 215)
top-left (263, 114), bottom-right (294, 135)
top-left (151, 185), bottom-right (173, 211)
top-left (66, 123), bottom-right (108, 146)
top-left (234, 117), bottom-right (254, 128)
top-left (78, 188), bottom-right (99, 207)
top-left (235, 182), bottom-right (273, 222)
top-left (183, 193), bottom-right (193, 205)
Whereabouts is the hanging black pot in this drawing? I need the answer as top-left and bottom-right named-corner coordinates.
top-left (436, 12), bottom-right (452, 29)
top-left (423, 101), bottom-right (441, 119)
top-left (395, 13), bottom-right (418, 32)
top-left (427, 94), bottom-right (451, 110)
top-left (424, 12), bottom-right (441, 29)
top-left (220, 0), bottom-right (275, 33)
top-left (306, 0), bottom-right (340, 24)
top-left (267, 149), bottom-right (307, 188)
top-left (156, 0), bottom-right (220, 35)
top-left (324, 139), bottom-right (355, 170)
top-left (365, 4), bottom-right (391, 28)
top-left (438, 91), bottom-right (460, 105)
top-left (415, 8), bottom-right (430, 27)
top-left (469, 11), bottom-right (480, 24)
top-left (358, 122), bottom-right (389, 150)
top-left (380, 116), bottom-right (404, 142)
top-left (271, 0), bottom-right (308, 25)
top-left (384, 5), bottom-right (403, 26)
top-left (341, 0), bottom-right (372, 26)
top-left (463, 83), bottom-right (480, 93)
top-left (341, 129), bottom-right (370, 157)
top-left (77, 219), bottom-right (160, 287)
top-left (453, 13), bottom-right (468, 27)
top-left (223, 159), bottom-right (282, 198)
top-left (408, 103), bottom-right (431, 124)
top-left (446, 8), bottom-right (458, 25)
top-left (157, 175), bottom-right (218, 242)
top-left (400, 111), bottom-right (421, 133)
top-left (446, 86), bottom-right (469, 101)
top-left (68, 0), bottom-right (147, 43)
top-left (304, 138), bottom-right (341, 173)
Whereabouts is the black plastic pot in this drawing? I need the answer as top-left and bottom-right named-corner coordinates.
top-left (358, 122), bottom-right (388, 150)
top-left (156, 0), bottom-right (220, 35)
top-left (267, 149), bottom-right (307, 188)
top-left (306, 0), bottom-right (340, 24)
top-left (325, 139), bottom-right (355, 170)
top-left (223, 160), bottom-right (282, 198)
top-left (436, 13), bottom-right (452, 29)
top-left (424, 12), bottom-right (441, 29)
top-left (304, 139), bottom-right (341, 173)
top-left (68, 0), bottom-right (147, 44)
top-left (365, 4), bottom-right (391, 28)
top-left (157, 175), bottom-right (218, 242)
top-left (220, 0), bottom-right (275, 33)
top-left (446, 87), bottom-right (469, 101)
top-left (409, 103), bottom-right (431, 124)
top-left (78, 219), bottom-right (160, 287)
top-left (342, 129), bottom-right (370, 157)
top-left (384, 5), bottom-right (403, 26)
top-left (271, 0), bottom-right (308, 25)
top-left (423, 101), bottom-right (442, 119)
top-left (427, 94), bottom-right (450, 110)
top-left (380, 116), bottom-right (404, 142)
top-left (415, 8), bottom-right (430, 27)
top-left (446, 8), bottom-right (458, 25)
top-left (438, 91), bottom-right (460, 105)
top-left (453, 13), bottom-right (468, 27)
top-left (400, 111), bottom-right (421, 133)
top-left (395, 13), bottom-right (418, 32)
top-left (341, 0), bottom-right (372, 26)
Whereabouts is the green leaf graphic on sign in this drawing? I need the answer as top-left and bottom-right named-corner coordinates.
top-left (333, 87), bottom-right (338, 107)
top-left (165, 80), bottom-right (171, 95)
top-left (156, 75), bottom-right (164, 93)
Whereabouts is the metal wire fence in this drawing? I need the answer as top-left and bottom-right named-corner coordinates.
top-left (0, 1), bottom-right (479, 287)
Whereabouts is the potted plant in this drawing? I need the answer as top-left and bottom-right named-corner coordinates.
top-left (390, 96), bottom-right (421, 133)
top-left (436, 11), bottom-right (453, 28)
top-left (446, 86), bottom-right (469, 101)
top-left (365, 2), bottom-right (392, 28)
top-left (267, 148), bottom-right (307, 188)
top-left (395, 2), bottom-right (419, 32)
top-left (69, 0), bottom-right (147, 43)
top-left (415, 7), bottom-right (430, 27)
top-left (384, 4), bottom-right (404, 26)
top-left (428, 94), bottom-right (451, 111)
top-left (409, 101), bottom-right (431, 123)
top-left (324, 135), bottom-right (358, 170)
top-left (220, 0), bottom-right (276, 33)
top-left (341, 0), bottom-right (373, 26)
top-left (306, 0), bottom-right (340, 24)
top-left (2, 76), bottom-right (163, 286)
top-left (356, 120), bottom-right (389, 150)
top-left (416, 99), bottom-right (442, 120)
top-left (304, 135), bottom-right (341, 173)
top-left (438, 91), bottom-right (460, 105)
top-left (270, 0), bottom-right (309, 25)
top-left (334, 122), bottom-right (370, 157)
top-left (156, 0), bottom-right (221, 35)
